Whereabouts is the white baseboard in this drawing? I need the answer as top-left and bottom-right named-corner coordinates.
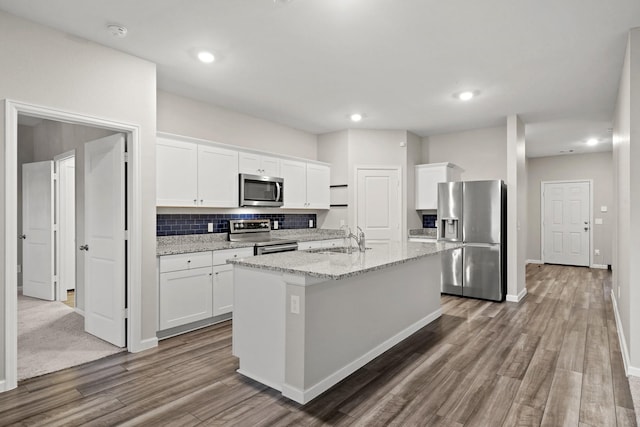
top-left (237, 369), bottom-right (283, 393)
top-left (281, 309), bottom-right (442, 404)
top-left (0, 380), bottom-right (7, 393)
top-left (130, 337), bottom-right (158, 353)
top-left (591, 264), bottom-right (608, 270)
top-left (526, 259), bottom-right (543, 265)
top-left (506, 288), bottom-right (528, 303)
top-left (610, 290), bottom-right (640, 377)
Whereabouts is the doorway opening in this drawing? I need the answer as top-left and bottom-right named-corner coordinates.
top-left (541, 180), bottom-right (593, 267)
top-left (4, 100), bottom-right (145, 392)
top-left (17, 117), bottom-right (126, 380)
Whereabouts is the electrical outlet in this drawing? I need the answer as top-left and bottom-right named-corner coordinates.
top-left (618, 285), bottom-right (621, 298)
top-left (273, 220), bottom-right (279, 230)
top-left (594, 249), bottom-right (600, 255)
top-left (309, 219), bottom-right (314, 228)
top-left (340, 219), bottom-right (345, 226)
top-left (290, 295), bottom-right (300, 314)
top-left (207, 223), bottom-right (214, 233)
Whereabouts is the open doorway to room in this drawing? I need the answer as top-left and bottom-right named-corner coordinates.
top-left (16, 116), bottom-right (125, 381)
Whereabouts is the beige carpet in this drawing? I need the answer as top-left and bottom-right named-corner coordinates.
top-left (18, 293), bottom-right (124, 381)
top-left (630, 376), bottom-right (640, 425)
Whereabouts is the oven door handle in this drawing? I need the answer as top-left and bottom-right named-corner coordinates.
top-left (258, 243), bottom-right (298, 254)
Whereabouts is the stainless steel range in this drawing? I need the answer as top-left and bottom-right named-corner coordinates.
top-left (228, 219), bottom-right (298, 255)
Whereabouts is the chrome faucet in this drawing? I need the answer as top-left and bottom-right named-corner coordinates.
top-left (347, 226), bottom-right (366, 252)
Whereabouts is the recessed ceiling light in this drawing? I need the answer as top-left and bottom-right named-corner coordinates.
top-left (107, 24), bottom-right (128, 39)
top-left (350, 113), bottom-right (363, 122)
top-left (457, 91), bottom-right (474, 101)
top-left (197, 51), bottom-right (215, 64)
top-left (586, 138), bottom-right (598, 146)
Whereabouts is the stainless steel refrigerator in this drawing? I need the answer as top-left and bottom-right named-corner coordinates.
top-left (437, 180), bottom-right (506, 302)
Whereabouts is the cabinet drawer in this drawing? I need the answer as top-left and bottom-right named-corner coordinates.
top-left (212, 247), bottom-right (254, 266)
top-left (160, 251), bottom-right (212, 273)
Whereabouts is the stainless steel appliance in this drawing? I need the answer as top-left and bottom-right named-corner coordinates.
top-left (228, 219), bottom-right (298, 255)
top-left (437, 180), bottom-right (506, 301)
top-left (239, 174), bottom-right (284, 207)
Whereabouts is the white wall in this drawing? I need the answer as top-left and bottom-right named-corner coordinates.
top-left (507, 115), bottom-right (527, 301)
top-left (423, 126), bottom-right (508, 181)
top-left (157, 91), bottom-right (317, 160)
top-left (317, 130), bottom-right (349, 229)
top-left (20, 120), bottom-right (117, 310)
top-left (527, 152), bottom-right (614, 265)
top-left (0, 10), bottom-right (157, 382)
top-left (612, 28), bottom-right (640, 373)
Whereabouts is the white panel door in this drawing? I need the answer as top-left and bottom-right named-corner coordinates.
top-left (22, 161), bottom-right (55, 300)
top-left (356, 168), bottom-right (401, 242)
top-left (57, 156), bottom-right (76, 297)
top-left (281, 160), bottom-right (307, 208)
top-left (156, 137), bottom-right (198, 206)
top-left (306, 164), bottom-right (330, 209)
top-left (84, 134), bottom-right (126, 347)
top-left (543, 181), bottom-right (590, 266)
top-left (197, 145), bottom-right (239, 207)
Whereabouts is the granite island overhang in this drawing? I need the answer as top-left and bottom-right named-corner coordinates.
top-left (228, 241), bottom-right (462, 404)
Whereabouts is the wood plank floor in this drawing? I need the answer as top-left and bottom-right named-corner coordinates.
top-left (1, 264), bottom-right (635, 426)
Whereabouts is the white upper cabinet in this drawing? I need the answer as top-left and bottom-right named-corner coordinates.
top-left (281, 160), bottom-right (307, 208)
top-left (198, 145), bottom-right (239, 207)
top-left (306, 163), bottom-right (330, 209)
top-left (239, 152), bottom-right (281, 177)
top-left (415, 162), bottom-right (463, 210)
top-left (156, 137), bottom-right (198, 207)
top-left (281, 160), bottom-right (330, 209)
top-left (157, 136), bottom-right (239, 207)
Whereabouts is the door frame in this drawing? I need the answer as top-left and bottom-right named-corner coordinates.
top-left (53, 150), bottom-right (75, 302)
top-left (4, 99), bottom-right (144, 391)
top-left (353, 165), bottom-right (403, 242)
top-left (540, 179), bottom-right (593, 267)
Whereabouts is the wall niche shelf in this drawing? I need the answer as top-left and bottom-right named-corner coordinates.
top-left (329, 184), bottom-right (348, 207)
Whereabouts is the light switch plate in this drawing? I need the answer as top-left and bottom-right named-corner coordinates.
top-left (601, 206), bottom-right (608, 212)
top-left (595, 218), bottom-right (603, 225)
top-left (207, 223), bottom-right (214, 232)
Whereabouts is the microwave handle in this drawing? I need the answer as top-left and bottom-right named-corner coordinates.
top-left (276, 182), bottom-right (282, 202)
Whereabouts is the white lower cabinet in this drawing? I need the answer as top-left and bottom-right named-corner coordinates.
top-left (158, 247), bottom-right (254, 333)
top-left (212, 264), bottom-right (234, 316)
top-left (159, 266), bottom-right (213, 330)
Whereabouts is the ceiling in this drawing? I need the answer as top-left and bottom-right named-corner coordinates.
top-left (1, 0), bottom-right (638, 158)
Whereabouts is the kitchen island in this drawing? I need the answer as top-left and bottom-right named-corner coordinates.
top-left (228, 240), bottom-right (461, 404)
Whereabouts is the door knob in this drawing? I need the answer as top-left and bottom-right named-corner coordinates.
top-left (79, 244), bottom-right (89, 251)
top-left (18, 234), bottom-right (26, 240)
top-left (584, 227), bottom-right (589, 231)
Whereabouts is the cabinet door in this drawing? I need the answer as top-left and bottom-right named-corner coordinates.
top-left (197, 145), bottom-right (239, 207)
top-left (238, 152), bottom-right (262, 175)
top-left (306, 164), bottom-right (330, 209)
top-left (260, 156), bottom-right (281, 177)
top-left (298, 240), bottom-right (324, 250)
top-left (415, 165), bottom-right (448, 210)
top-left (156, 138), bottom-right (198, 207)
top-left (213, 264), bottom-right (234, 316)
top-left (281, 159), bottom-right (307, 208)
top-left (159, 266), bottom-right (213, 330)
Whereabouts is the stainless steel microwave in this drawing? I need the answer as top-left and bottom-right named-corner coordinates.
top-left (239, 174), bottom-right (284, 207)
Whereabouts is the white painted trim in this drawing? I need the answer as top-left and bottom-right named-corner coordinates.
top-left (591, 264), bottom-right (608, 270)
top-left (281, 309), bottom-right (442, 404)
top-left (74, 308), bottom-right (85, 317)
top-left (506, 287), bottom-right (528, 303)
top-left (353, 165), bottom-right (403, 242)
top-left (526, 259), bottom-right (543, 264)
top-left (610, 289), bottom-right (640, 376)
top-left (540, 179), bottom-right (593, 267)
top-left (3, 99), bottom-right (151, 391)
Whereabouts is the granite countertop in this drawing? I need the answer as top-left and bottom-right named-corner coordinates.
top-left (228, 241), bottom-right (462, 280)
top-left (157, 229), bottom-right (346, 256)
top-left (408, 228), bottom-right (437, 238)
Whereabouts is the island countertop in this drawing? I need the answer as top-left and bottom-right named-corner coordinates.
top-left (228, 241), bottom-right (462, 280)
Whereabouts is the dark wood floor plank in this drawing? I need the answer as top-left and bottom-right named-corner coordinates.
top-left (1, 264), bottom-right (634, 426)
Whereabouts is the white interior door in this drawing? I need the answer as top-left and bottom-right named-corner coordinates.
top-left (356, 168), bottom-right (401, 242)
top-left (543, 181), bottom-right (590, 266)
top-left (56, 155), bottom-right (76, 301)
top-left (22, 161), bottom-right (55, 300)
top-left (84, 134), bottom-right (126, 347)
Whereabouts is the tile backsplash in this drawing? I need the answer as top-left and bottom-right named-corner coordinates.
top-left (157, 213), bottom-right (317, 236)
top-left (422, 214), bottom-right (437, 229)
